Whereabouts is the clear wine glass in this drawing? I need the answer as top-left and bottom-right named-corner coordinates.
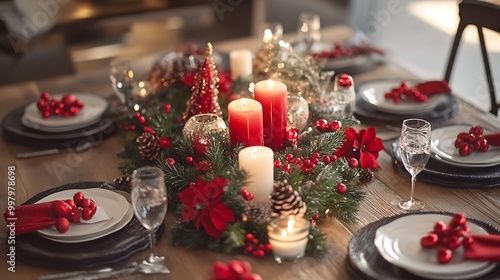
top-left (398, 119), bottom-right (431, 211)
top-left (131, 166), bottom-right (169, 270)
top-left (110, 59), bottom-right (134, 104)
top-left (297, 13), bottom-right (321, 54)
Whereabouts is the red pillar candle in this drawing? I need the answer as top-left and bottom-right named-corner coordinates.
top-left (228, 98), bottom-right (264, 149)
top-left (253, 80), bottom-right (288, 151)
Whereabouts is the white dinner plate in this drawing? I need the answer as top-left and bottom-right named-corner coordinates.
top-left (39, 202), bottom-right (133, 243)
top-left (431, 125), bottom-right (500, 166)
top-left (374, 214), bottom-right (493, 277)
top-left (409, 262), bottom-right (497, 279)
top-left (36, 188), bottom-right (129, 238)
top-left (24, 93), bottom-right (108, 128)
top-left (359, 80), bottom-right (449, 114)
top-left (21, 114), bottom-right (102, 133)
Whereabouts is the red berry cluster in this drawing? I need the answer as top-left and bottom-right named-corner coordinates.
top-left (163, 104), bottom-right (172, 114)
top-left (313, 43), bottom-right (380, 60)
top-left (455, 126), bottom-right (489, 156)
top-left (243, 233), bottom-right (272, 258)
top-left (37, 92), bottom-right (84, 118)
top-left (275, 152), bottom-right (338, 174)
top-left (211, 260), bottom-right (262, 280)
top-left (241, 189), bottom-right (254, 201)
top-left (51, 192), bottom-right (97, 233)
top-left (310, 213), bottom-right (320, 226)
top-left (159, 137), bottom-right (172, 149)
top-left (420, 213), bottom-right (474, 264)
top-left (184, 156), bottom-right (213, 173)
top-left (384, 82), bottom-right (427, 104)
top-left (315, 119), bottom-right (342, 132)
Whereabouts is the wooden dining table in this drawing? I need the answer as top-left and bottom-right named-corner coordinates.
top-left (1, 25), bottom-right (499, 280)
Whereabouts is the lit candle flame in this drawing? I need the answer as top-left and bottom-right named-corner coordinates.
top-left (267, 80), bottom-right (275, 88)
top-left (242, 98), bottom-right (247, 108)
top-left (263, 28), bottom-right (272, 43)
top-left (287, 217), bottom-right (295, 232)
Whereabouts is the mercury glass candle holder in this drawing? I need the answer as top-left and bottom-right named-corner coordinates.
top-left (182, 114), bottom-right (228, 142)
top-left (267, 215), bottom-right (310, 264)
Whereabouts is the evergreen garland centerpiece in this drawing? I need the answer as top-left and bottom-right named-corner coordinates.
top-left (115, 42), bottom-right (382, 258)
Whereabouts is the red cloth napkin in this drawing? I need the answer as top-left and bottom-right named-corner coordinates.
top-left (3, 202), bottom-right (57, 235)
top-left (415, 80), bottom-right (452, 96)
top-left (384, 80), bottom-right (451, 103)
top-left (485, 133), bottom-right (500, 146)
top-left (465, 234), bottom-right (500, 262)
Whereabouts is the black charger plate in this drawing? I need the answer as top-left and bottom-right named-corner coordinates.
top-left (1, 105), bottom-right (116, 148)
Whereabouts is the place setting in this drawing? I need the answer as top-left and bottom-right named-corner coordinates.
top-left (293, 13), bottom-right (385, 75)
top-left (1, 91), bottom-right (116, 150)
top-left (347, 211), bottom-right (500, 280)
top-left (391, 122), bottom-right (500, 188)
top-left (354, 79), bottom-right (458, 126)
top-left (6, 170), bottom-right (168, 272)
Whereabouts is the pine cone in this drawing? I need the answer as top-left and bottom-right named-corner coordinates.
top-left (359, 168), bottom-right (374, 184)
top-left (113, 174), bottom-right (132, 188)
top-left (245, 203), bottom-right (270, 224)
top-left (136, 132), bottom-right (161, 161)
top-left (269, 180), bottom-right (307, 218)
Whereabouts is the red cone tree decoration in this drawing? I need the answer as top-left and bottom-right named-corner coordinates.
top-left (183, 42), bottom-right (222, 121)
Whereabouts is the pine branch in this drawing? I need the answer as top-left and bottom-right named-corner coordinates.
top-left (306, 226), bottom-right (328, 258)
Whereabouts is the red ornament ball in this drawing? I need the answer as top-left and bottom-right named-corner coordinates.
top-left (335, 183), bottom-right (347, 195)
top-left (329, 120), bottom-right (342, 131)
top-left (348, 158), bottom-right (359, 168)
top-left (315, 119), bottom-right (329, 132)
top-left (186, 156), bottom-right (194, 163)
top-left (437, 247), bottom-right (453, 264)
top-left (159, 137), bottom-right (172, 149)
top-left (55, 217), bottom-right (70, 233)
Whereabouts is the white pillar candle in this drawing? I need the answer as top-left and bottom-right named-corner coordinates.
top-left (238, 146), bottom-right (273, 206)
top-left (230, 49), bottom-right (253, 81)
top-left (267, 215), bottom-right (310, 263)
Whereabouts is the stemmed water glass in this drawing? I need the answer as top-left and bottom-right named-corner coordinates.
top-left (398, 119), bottom-right (431, 211)
top-left (131, 166), bottom-right (169, 270)
top-left (110, 60), bottom-right (134, 104)
top-left (297, 13), bottom-right (321, 53)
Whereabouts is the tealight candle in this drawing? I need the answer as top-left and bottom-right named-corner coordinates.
top-left (229, 50), bottom-right (253, 81)
top-left (238, 146), bottom-right (273, 206)
top-left (253, 80), bottom-right (288, 151)
top-left (267, 215), bottom-right (310, 263)
top-left (228, 98), bottom-right (263, 149)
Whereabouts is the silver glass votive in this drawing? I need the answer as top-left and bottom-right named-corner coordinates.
top-left (267, 215), bottom-right (310, 264)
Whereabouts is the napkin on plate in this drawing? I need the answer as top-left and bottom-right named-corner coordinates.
top-left (414, 81), bottom-right (452, 96)
top-left (484, 133), bottom-right (500, 146)
top-left (3, 201), bottom-right (108, 235)
top-left (465, 234), bottom-right (500, 262)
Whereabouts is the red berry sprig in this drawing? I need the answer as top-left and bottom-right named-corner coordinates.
top-left (37, 92), bottom-right (84, 118)
top-left (241, 189), bottom-right (254, 201)
top-left (243, 233), bottom-right (272, 258)
top-left (315, 119), bottom-right (342, 133)
top-left (420, 213), bottom-right (473, 264)
top-left (211, 260), bottom-right (262, 280)
top-left (384, 82), bottom-right (427, 104)
top-left (276, 151), bottom-right (339, 174)
top-left (454, 125), bottom-right (489, 156)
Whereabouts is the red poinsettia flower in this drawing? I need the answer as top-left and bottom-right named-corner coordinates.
top-left (335, 127), bottom-right (384, 169)
top-left (178, 176), bottom-right (235, 238)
